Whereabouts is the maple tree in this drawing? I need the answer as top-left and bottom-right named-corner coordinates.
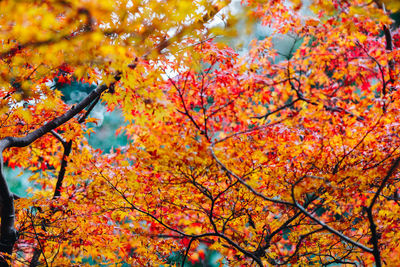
top-left (1, 0), bottom-right (400, 266)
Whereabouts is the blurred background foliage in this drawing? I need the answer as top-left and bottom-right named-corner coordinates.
top-left (56, 79), bottom-right (129, 153)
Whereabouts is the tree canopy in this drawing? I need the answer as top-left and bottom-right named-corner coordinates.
top-left (1, 0), bottom-right (400, 266)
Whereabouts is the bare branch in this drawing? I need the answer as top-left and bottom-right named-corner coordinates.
top-left (365, 157), bottom-right (400, 267)
top-left (291, 183), bottom-right (373, 253)
top-left (0, 84), bottom-right (109, 263)
top-left (50, 130), bottom-right (66, 145)
top-left (181, 237), bottom-right (196, 267)
top-left (210, 143), bottom-right (293, 206)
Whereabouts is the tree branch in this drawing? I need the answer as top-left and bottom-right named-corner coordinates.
top-left (291, 183), bottom-right (373, 253)
top-left (365, 157), bottom-right (400, 267)
top-left (0, 84), bottom-right (109, 266)
top-left (181, 237), bottom-right (196, 267)
top-left (210, 143), bottom-right (293, 206)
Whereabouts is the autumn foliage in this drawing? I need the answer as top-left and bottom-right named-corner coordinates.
top-left (1, 0), bottom-right (400, 266)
